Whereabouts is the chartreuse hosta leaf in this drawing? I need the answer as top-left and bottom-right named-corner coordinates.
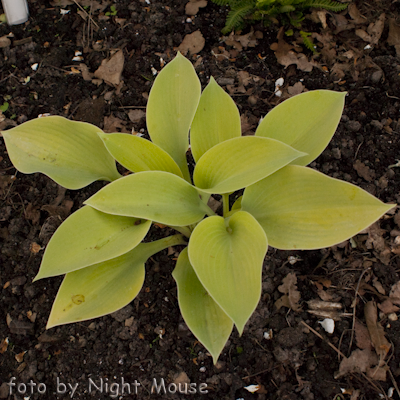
top-left (172, 248), bottom-right (233, 364)
top-left (34, 206), bottom-right (151, 280)
top-left (47, 235), bottom-right (187, 328)
top-left (97, 132), bottom-right (183, 178)
top-left (242, 165), bottom-right (395, 250)
top-left (256, 90), bottom-right (346, 166)
top-left (146, 52), bottom-right (201, 181)
top-left (188, 211), bottom-right (268, 334)
top-left (85, 171), bottom-right (210, 226)
top-left (2, 116), bottom-right (120, 189)
top-left (190, 77), bottom-right (241, 162)
top-left (193, 136), bottom-right (306, 194)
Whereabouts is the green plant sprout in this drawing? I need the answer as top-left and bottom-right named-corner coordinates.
top-left (211, 0), bottom-right (348, 34)
top-left (105, 5), bottom-right (117, 16)
top-left (1, 53), bottom-right (395, 363)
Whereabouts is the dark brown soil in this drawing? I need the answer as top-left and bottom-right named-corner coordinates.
top-left (0, 1), bottom-right (400, 399)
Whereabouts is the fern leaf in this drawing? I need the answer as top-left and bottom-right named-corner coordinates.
top-left (303, 0), bottom-right (348, 11)
top-left (300, 30), bottom-right (317, 54)
top-left (211, 0), bottom-right (236, 6)
top-left (221, 1), bottom-right (256, 34)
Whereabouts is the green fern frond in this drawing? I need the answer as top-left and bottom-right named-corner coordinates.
top-left (221, 1), bottom-right (256, 34)
top-left (211, 0), bottom-right (237, 6)
top-left (300, 30), bottom-right (317, 54)
top-left (303, 0), bottom-right (348, 11)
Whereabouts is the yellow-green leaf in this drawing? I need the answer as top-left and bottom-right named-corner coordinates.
top-left (146, 52), bottom-right (201, 181)
top-left (98, 132), bottom-right (183, 178)
top-left (173, 248), bottom-right (233, 364)
top-left (2, 116), bottom-right (120, 189)
top-left (193, 136), bottom-right (306, 194)
top-left (46, 235), bottom-right (187, 329)
top-left (190, 77), bottom-right (241, 162)
top-left (34, 206), bottom-right (151, 280)
top-left (47, 248), bottom-right (145, 329)
top-left (242, 165), bottom-right (395, 250)
top-left (85, 171), bottom-right (208, 226)
top-left (188, 211), bottom-right (268, 334)
top-left (256, 90), bottom-right (346, 166)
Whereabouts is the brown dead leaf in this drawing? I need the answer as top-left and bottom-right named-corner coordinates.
top-left (367, 365), bottom-right (388, 381)
top-left (271, 28), bottom-right (317, 72)
top-left (103, 115), bottom-right (129, 133)
top-left (15, 351), bottom-right (27, 363)
top-left (287, 82), bottom-right (305, 96)
top-left (355, 14), bottom-right (385, 46)
top-left (348, 3), bottom-right (365, 24)
top-left (334, 348), bottom-right (378, 379)
top-left (177, 30), bottom-right (205, 55)
top-left (372, 276), bottom-right (385, 295)
top-left (0, 35), bottom-right (11, 48)
top-left (185, 0), bottom-right (207, 15)
top-left (354, 320), bottom-right (372, 350)
top-left (128, 109), bottom-right (146, 123)
top-left (364, 301), bottom-right (391, 363)
top-left (224, 29), bottom-right (261, 51)
top-left (25, 203), bottom-right (41, 225)
top-left (78, 63), bottom-right (93, 81)
top-left (94, 50), bottom-right (124, 86)
top-left (365, 222), bottom-right (391, 265)
top-left (389, 281), bottom-right (400, 305)
top-left (387, 19), bottom-right (400, 57)
top-left (30, 242), bottom-right (42, 254)
top-left (275, 272), bottom-right (301, 312)
top-left (378, 299), bottom-right (399, 314)
top-left (0, 337), bottom-right (9, 354)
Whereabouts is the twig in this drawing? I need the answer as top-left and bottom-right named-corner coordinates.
top-left (348, 267), bottom-right (371, 355)
top-left (300, 320), bottom-right (346, 358)
top-left (73, 0), bottom-right (99, 30)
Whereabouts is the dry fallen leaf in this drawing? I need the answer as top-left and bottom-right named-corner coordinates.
top-left (389, 281), bottom-right (400, 305)
top-left (103, 115), bottom-right (129, 133)
top-left (128, 109), bottom-right (146, 124)
top-left (177, 30), bottom-right (205, 55)
top-left (94, 50), bottom-right (125, 86)
top-left (355, 13), bottom-right (385, 46)
top-left (348, 3), bottom-right (365, 24)
top-left (354, 320), bottom-right (373, 350)
top-left (387, 18), bottom-right (400, 57)
top-left (185, 0), bottom-right (207, 15)
top-left (378, 299), bottom-right (399, 314)
top-left (364, 301), bottom-right (391, 363)
top-left (0, 337), bottom-right (9, 354)
top-left (334, 348), bottom-right (378, 379)
top-left (365, 222), bottom-right (391, 265)
top-left (15, 351), bottom-right (27, 363)
top-left (271, 28), bottom-right (317, 72)
top-left (275, 272), bottom-right (301, 311)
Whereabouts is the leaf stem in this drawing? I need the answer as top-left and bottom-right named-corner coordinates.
top-left (170, 225), bottom-right (192, 238)
top-left (141, 234), bottom-right (187, 259)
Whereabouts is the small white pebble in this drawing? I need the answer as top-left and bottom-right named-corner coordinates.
top-left (186, 18), bottom-right (192, 23)
top-left (151, 67), bottom-right (158, 76)
top-left (364, 44), bottom-right (372, 50)
top-left (388, 387), bottom-right (394, 398)
top-left (72, 56), bottom-right (83, 61)
top-left (263, 329), bottom-right (273, 340)
top-left (244, 385), bottom-right (259, 393)
top-left (319, 318), bottom-right (335, 334)
top-left (60, 9), bottom-right (70, 15)
top-left (199, 366), bottom-right (206, 372)
top-left (275, 90), bottom-right (282, 97)
top-left (31, 63), bottom-right (38, 71)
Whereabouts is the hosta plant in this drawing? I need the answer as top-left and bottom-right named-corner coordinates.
top-left (1, 53), bottom-right (394, 363)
